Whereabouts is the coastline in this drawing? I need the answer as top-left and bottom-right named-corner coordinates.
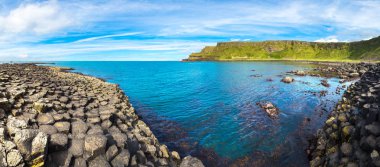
top-left (0, 63), bottom-right (203, 167)
top-left (309, 63), bottom-right (380, 166)
top-left (182, 59), bottom-right (379, 64)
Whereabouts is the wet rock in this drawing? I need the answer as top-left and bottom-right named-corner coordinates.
top-left (281, 76), bottom-right (294, 83)
top-left (321, 80), bottom-right (330, 87)
top-left (180, 156), bottom-right (205, 167)
top-left (295, 70), bottom-right (306, 76)
top-left (159, 145), bottom-right (170, 158)
top-left (258, 102), bottom-right (279, 118)
top-left (171, 151), bottom-right (181, 160)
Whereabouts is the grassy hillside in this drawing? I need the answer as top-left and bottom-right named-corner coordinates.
top-left (184, 36), bottom-right (380, 61)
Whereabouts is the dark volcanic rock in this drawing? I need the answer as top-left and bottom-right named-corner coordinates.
top-left (310, 63), bottom-right (380, 167)
top-left (0, 63), bottom-right (203, 167)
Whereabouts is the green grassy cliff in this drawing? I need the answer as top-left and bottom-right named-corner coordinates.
top-left (184, 36), bottom-right (380, 61)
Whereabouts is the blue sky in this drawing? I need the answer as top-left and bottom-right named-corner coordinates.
top-left (0, 0), bottom-right (380, 61)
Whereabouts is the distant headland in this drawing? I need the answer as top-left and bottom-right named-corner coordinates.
top-left (183, 36), bottom-right (380, 62)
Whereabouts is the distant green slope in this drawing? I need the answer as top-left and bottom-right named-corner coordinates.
top-left (184, 36), bottom-right (380, 61)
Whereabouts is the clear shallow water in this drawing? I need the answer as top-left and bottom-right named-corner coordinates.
top-left (49, 61), bottom-right (350, 166)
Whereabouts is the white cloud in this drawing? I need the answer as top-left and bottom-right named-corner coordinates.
top-left (1, 0), bottom-right (380, 60)
top-left (0, 1), bottom-right (73, 34)
top-left (74, 32), bottom-right (143, 43)
top-left (18, 53), bottom-right (29, 58)
top-left (315, 36), bottom-right (339, 43)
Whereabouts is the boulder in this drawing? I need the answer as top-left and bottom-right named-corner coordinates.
top-left (38, 125), bottom-right (58, 135)
top-left (349, 73), bottom-right (360, 78)
top-left (6, 149), bottom-right (23, 167)
top-left (88, 156), bottom-right (111, 167)
top-left (59, 96), bottom-right (69, 103)
top-left (321, 80), bottom-right (330, 87)
top-left (49, 133), bottom-right (68, 151)
top-left (180, 156), bottom-right (204, 167)
top-left (71, 120), bottom-right (88, 135)
top-left (69, 139), bottom-right (84, 158)
top-left (109, 132), bottom-right (128, 148)
top-left (84, 134), bottom-right (107, 159)
top-left (159, 145), bottom-right (170, 158)
top-left (0, 98), bottom-right (11, 112)
top-left (46, 150), bottom-right (72, 167)
top-left (340, 142), bottom-right (352, 156)
top-left (281, 76), bottom-right (294, 83)
top-left (258, 102), bottom-right (280, 118)
top-left (30, 132), bottom-right (48, 167)
top-left (136, 150), bottom-right (147, 164)
top-left (365, 122), bottom-right (380, 136)
top-left (54, 121), bottom-right (71, 134)
top-left (111, 149), bottom-right (130, 167)
top-left (295, 70), bottom-right (306, 76)
top-left (6, 116), bottom-right (28, 136)
top-left (74, 158), bottom-right (87, 167)
top-left (37, 113), bottom-right (55, 125)
top-left (13, 129), bottom-right (38, 155)
top-left (171, 151), bottom-right (181, 160)
top-left (33, 102), bottom-right (47, 113)
top-left (105, 145), bottom-right (118, 161)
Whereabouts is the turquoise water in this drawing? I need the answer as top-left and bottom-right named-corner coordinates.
top-left (49, 61), bottom-right (350, 166)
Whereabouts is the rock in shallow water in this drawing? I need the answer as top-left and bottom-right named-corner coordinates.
top-left (281, 76), bottom-right (294, 83)
top-left (180, 156), bottom-right (204, 167)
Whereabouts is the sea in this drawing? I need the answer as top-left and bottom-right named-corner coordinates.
top-left (46, 61), bottom-right (351, 166)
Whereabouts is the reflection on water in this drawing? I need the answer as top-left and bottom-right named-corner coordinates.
top-left (50, 61), bottom-right (351, 166)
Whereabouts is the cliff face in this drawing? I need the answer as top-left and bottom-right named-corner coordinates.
top-left (185, 36), bottom-right (380, 61)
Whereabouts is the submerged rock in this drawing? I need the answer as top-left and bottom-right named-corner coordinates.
top-left (257, 102), bottom-right (280, 119)
top-left (180, 156), bottom-right (204, 167)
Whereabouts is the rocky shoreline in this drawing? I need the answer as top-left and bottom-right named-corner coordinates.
top-left (0, 64), bottom-right (204, 167)
top-left (309, 63), bottom-right (380, 166)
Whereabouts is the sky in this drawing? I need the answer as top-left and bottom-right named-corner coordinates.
top-left (0, 0), bottom-right (380, 61)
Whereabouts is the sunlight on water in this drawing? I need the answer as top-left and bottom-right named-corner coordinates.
top-left (49, 61), bottom-right (351, 166)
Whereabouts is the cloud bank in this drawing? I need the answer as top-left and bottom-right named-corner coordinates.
top-left (0, 0), bottom-right (379, 60)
